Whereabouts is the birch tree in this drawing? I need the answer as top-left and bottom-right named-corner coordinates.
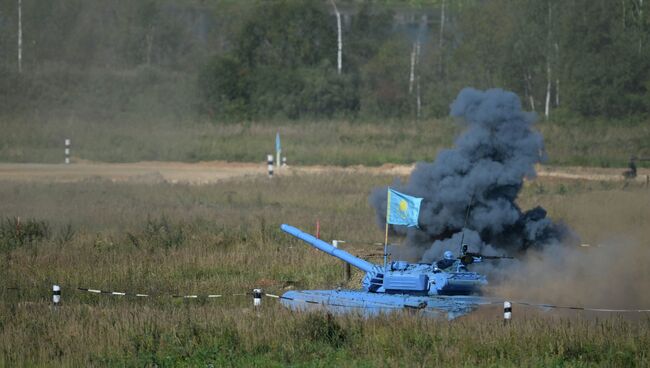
top-left (409, 42), bottom-right (416, 94)
top-left (329, 0), bottom-right (342, 74)
top-left (438, 0), bottom-right (445, 76)
top-left (554, 42), bottom-right (559, 107)
top-left (409, 14), bottom-right (426, 118)
top-left (544, 1), bottom-right (553, 119)
top-left (17, 0), bottom-right (22, 73)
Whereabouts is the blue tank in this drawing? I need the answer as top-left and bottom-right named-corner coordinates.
top-left (279, 224), bottom-right (498, 319)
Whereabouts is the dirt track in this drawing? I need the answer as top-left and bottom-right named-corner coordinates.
top-left (0, 161), bottom-right (648, 185)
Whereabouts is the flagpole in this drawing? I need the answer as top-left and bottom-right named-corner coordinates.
top-left (384, 189), bottom-right (390, 272)
top-left (383, 222), bottom-right (389, 271)
top-left (384, 188), bottom-right (422, 274)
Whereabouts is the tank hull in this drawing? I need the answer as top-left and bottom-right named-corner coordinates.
top-left (280, 289), bottom-right (491, 320)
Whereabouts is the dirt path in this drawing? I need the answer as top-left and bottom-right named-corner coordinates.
top-left (0, 161), bottom-right (647, 185)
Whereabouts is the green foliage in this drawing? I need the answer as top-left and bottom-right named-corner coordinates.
top-left (235, 1), bottom-right (334, 69)
top-left (295, 62), bottom-right (360, 119)
top-left (1, 0), bottom-right (650, 127)
top-left (198, 54), bottom-right (250, 120)
top-left (359, 39), bottom-right (412, 118)
top-left (199, 0), bottom-right (360, 120)
top-left (345, 3), bottom-right (395, 72)
top-left (196, 0), bottom-right (650, 121)
top-left (0, 217), bottom-right (50, 251)
top-left (560, 0), bottom-right (650, 117)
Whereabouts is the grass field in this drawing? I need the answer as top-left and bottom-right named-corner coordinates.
top-left (1, 172), bottom-right (650, 366)
top-left (1, 117), bottom-right (649, 168)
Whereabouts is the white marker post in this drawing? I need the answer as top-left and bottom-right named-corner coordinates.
top-left (332, 240), bottom-right (350, 281)
top-left (52, 285), bottom-right (61, 306)
top-left (504, 301), bottom-right (512, 324)
top-left (64, 139), bottom-right (71, 164)
top-left (253, 288), bottom-right (262, 307)
top-left (282, 156), bottom-right (287, 167)
top-left (267, 154), bottom-right (274, 178)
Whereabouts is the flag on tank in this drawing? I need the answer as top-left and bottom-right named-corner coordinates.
top-left (386, 188), bottom-right (422, 227)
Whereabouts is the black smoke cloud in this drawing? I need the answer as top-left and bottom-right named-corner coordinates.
top-left (370, 88), bottom-right (571, 260)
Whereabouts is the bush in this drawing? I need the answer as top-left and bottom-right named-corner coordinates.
top-left (140, 215), bottom-right (186, 249)
top-left (0, 217), bottom-right (50, 251)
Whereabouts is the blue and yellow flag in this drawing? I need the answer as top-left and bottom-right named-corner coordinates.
top-left (386, 188), bottom-right (422, 227)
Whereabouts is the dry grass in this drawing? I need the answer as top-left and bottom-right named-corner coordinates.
top-left (539, 120), bottom-right (650, 167)
top-left (0, 119), bottom-right (458, 166)
top-left (1, 174), bottom-right (650, 366)
top-left (3, 117), bottom-right (649, 168)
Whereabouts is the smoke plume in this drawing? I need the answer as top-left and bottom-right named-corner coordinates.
top-left (370, 88), bottom-right (571, 260)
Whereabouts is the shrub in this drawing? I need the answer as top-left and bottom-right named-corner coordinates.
top-left (0, 217), bottom-right (50, 251)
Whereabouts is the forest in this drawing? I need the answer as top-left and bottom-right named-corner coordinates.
top-left (1, 0), bottom-right (648, 123)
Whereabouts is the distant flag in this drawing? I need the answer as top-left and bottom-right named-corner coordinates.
top-left (276, 132), bottom-right (281, 168)
top-left (386, 188), bottom-right (422, 228)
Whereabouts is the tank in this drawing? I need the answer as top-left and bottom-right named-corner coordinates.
top-left (279, 224), bottom-right (504, 319)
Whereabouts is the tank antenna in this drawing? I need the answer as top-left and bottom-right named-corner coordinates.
top-left (458, 193), bottom-right (474, 257)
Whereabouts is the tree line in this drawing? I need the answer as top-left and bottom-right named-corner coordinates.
top-left (1, 0), bottom-right (648, 122)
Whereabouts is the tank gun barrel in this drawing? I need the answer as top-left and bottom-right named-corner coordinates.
top-left (464, 252), bottom-right (513, 259)
top-left (460, 252), bottom-right (514, 266)
top-left (281, 224), bottom-right (376, 273)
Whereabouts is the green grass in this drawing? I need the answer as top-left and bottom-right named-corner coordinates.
top-left (1, 116), bottom-right (649, 168)
top-left (0, 118), bottom-right (454, 166)
top-left (3, 303), bottom-right (649, 367)
top-left (1, 174), bottom-right (650, 366)
top-left (538, 118), bottom-right (650, 167)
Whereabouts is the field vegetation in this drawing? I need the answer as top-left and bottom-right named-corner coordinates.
top-left (1, 117), bottom-right (649, 169)
top-left (1, 173), bottom-right (650, 366)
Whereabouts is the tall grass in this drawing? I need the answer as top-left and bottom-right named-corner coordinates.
top-left (0, 118), bottom-right (457, 166)
top-left (2, 116), bottom-right (648, 168)
top-left (538, 118), bottom-right (650, 167)
top-left (2, 302), bottom-right (648, 367)
top-left (1, 174), bottom-right (650, 366)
